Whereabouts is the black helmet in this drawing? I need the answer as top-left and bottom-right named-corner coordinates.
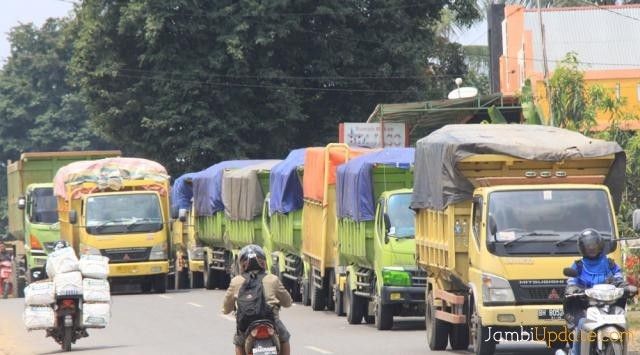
top-left (239, 244), bottom-right (267, 272)
top-left (577, 228), bottom-right (604, 260)
top-left (53, 240), bottom-right (69, 252)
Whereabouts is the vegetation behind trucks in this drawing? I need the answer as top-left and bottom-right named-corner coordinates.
top-left (191, 160), bottom-right (275, 290)
top-left (54, 157), bottom-right (171, 293)
top-left (335, 147), bottom-right (424, 330)
top-left (301, 144), bottom-right (371, 311)
top-left (411, 124), bottom-right (625, 354)
top-left (6, 150), bottom-right (121, 292)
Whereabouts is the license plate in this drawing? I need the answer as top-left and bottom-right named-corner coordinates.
top-left (538, 309), bottom-right (564, 320)
top-left (252, 346), bottom-right (277, 355)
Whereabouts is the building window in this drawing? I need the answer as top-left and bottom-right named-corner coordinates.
top-left (615, 83), bottom-right (621, 99)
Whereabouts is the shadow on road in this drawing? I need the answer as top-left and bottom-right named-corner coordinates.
top-left (38, 344), bottom-right (130, 355)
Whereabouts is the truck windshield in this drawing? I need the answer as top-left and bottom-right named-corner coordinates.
top-left (30, 188), bottom-right (58, 224)
top-left (85, 194), bottom-right (163, 235)
top-left (487, 189), bottom-right (614, 255)
top-left (387, 193), bottom-right (415, 238)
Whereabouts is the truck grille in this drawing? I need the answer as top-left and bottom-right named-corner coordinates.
top-left (101, 247), bottom-right (151, 263)
top-left (510, 279), bottom-right (566, 305)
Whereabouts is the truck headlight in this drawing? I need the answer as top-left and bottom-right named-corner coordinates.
top-left (149, 243), bottom-right (167, 260)
top-left (79, 243), bottom-right (101, 256)
top-left (382, 267), bottom-right (412, 287)
top-left (482, 273), bottom-right (515, 305)
top-left (187, 244), bottom-right (204, 261)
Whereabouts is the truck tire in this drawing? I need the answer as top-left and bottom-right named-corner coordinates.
top-left (189, 271), bottom-right (204, 289)
top-left (310, 275), bottom-right (326, 311)
top-left (331, 272), bottom-right (345, 316)
top-left (325, 271), bottom-right (335, 312)
top-left (345, 274), bottom-right (365, 324)
top-left (375, 300), bottom-right (394, 330)
top-left (175, 268), bottom-right (189, 289)
top-left (449, 297), bottom-right (470, 350)
top-left (203, 256), bottom-right (215, 290)
top-left (154, 274), bottom-right (167, 294)
top-left (301, 276), bottom-right (311, 306)
top-left (426, 290), bottom-right (449, 350)
top-left (471, 305), bottom-right (496, 355)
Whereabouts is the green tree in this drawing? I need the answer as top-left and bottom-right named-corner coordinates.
top-left (70, 0), bottom-right (480, 174)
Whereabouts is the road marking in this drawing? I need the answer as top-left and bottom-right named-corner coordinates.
top-left (220, 314), bottom-right (235, 322)
top-left (187, 302), bottom-right (203, 308)
top-left (158, 295), bottom-right (172, 299)
top-left (304, 346), bottom-right (333, 354)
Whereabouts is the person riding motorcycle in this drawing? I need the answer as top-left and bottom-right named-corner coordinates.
top-left (0, 241), bottom-right (13, 298)
top-left (564, 229), bottom-right (624, 355)
top-left (222, 245), bottom-right (293, 355)
top-left (52, 240), bottom-right (70, 252)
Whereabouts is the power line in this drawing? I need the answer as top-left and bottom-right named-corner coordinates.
top-left (572, 0), bottom-right (640, 22)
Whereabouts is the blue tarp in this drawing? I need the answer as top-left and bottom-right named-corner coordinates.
top-left (170, 172), bottom-right (197, 218)
top-left (192, 160), bottom-right (268, 216)
top-left (336, 147), bottom-right (415, 222)
top-left (269, 148), bottom-right (306, 214)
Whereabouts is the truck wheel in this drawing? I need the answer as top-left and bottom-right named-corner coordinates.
top-left (330, 271), bottom-right (345, 316)
top-left (325, 271), bottom-right (335, 312)
top-left (345, 274), bottom-right (365, 324)
top-left (154, 274), bottom-right (167, 294)
top-left (471, 305), bottom-right (496, 355)
top-left (375, 299), bottom-right (394, 330)
top-left (217, 271), bottom-right (231, 289)
top-left (141, 279), bottom-right (153, 293)
top-left (190, 271), bottom-right (204, 289)
top-left (426, 290), bottom-right (450, 350)
top-left (175, 268), bottom-right (189, 289)
top-left (449, 296), bottom-right (470, 350)
top-left (301, 276), bottom-right (311, 306)
top-left (310, 275), bottom-right (326, 311)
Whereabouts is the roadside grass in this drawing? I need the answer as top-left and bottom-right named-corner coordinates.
top-left (628, 307), bottom-right (640, 352)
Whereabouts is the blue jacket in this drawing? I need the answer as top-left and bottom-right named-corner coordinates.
top-left (566, 253), bottom-right (623, 288)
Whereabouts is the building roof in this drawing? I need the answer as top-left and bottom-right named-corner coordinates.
top-left (524, 5), bottom-right (640, 72)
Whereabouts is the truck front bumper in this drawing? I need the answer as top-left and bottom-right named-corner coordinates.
top-left (189, 260), bottom-right (204, 273)
top-left (480, 304), bottom-right (565, 328)
top-left (109, 261), bottom-right (169, 277)
top-left (380, 286), bottom-right (426, 305)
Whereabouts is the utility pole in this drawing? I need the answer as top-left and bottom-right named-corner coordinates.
top-left (537, 0), bottom-right (554, 126)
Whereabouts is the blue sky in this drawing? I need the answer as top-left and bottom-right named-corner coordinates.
top-left (0, 0), bottom-right (74, 65)
top-left (0, 1), bottom-right (487, 66)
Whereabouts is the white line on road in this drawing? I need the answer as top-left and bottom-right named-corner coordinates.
top-left (304, 345), bottom-right (333, 354)
top-left (187, 302), bottom-right (203, 308)
top-left (158, 295), bottom-right (172, 299)
top-left (220, 314), bottom-right (235, 322)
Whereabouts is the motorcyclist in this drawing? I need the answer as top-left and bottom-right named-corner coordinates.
top-left (0, 241), bottom-right (11, 262)
top-left (564, 229), bottom-right (624, 355)
top-left (0, 240), bottom-right (13, 298)
top-left (52, 240), bottom-right (70, 252)
top-left (222, 244), bottom-right (292, 355)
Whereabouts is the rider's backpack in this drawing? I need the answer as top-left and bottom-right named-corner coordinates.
top-left (236, 272), bottom-right (275, 333)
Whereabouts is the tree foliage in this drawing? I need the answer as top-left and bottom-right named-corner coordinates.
top-left (70, 0), bottom-right (480, 174)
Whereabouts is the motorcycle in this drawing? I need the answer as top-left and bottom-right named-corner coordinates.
top-left (0, 260), bottom-right (13, 299)
top-left (555, 267), bottom-right (637, 355)
top-left (46, 294), bottom-right (88, 351)
top-left (243, 320), bottom-right (280, 355)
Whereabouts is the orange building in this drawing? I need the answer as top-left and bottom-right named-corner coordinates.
top-left (497, 4), bottom-right (640, 130)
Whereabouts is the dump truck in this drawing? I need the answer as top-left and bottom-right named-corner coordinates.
top-left (170, 172), bottom-right (203, 289)
top-left (301, 144), bottom-right (371, 311)
top-left (54, 157), bottom-right (171, 293)
top-left (335, 147), bottom-right (425, 330)
top-left (263, 148), bottom-right (306, 301)
top-left (191, 160), bottom-right (279, 289)
top-left (412, 124), bottom-right (625, 354)
top-left (6, 150), bottom-right (121, 292)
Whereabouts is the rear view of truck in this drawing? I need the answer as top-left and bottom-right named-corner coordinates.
top-left (412, 124), bottom-right (625, 354)
top-left (191, 160), bottom-right (272, 290)
top-left (263, 148), bottom-right (306, 301)
top-left (301, 144), bottom-right (370, 311)
top-left (6, 150), bottom-right (120, 292)
top-left (335, 147), bottom-right (423, 329)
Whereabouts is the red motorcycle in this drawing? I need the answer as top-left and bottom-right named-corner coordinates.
top-left (0, 260), bottom-right (13, 299)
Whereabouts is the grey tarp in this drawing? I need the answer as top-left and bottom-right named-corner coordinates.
top-left (411, 124), bottom-right (626, 211)
top-left (222, 160), bottom-right (281, 221)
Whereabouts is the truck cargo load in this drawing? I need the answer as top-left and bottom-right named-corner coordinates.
top-left (412, 124), bottom-right (625, 354)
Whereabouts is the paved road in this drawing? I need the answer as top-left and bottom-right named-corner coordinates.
top-left (0, 288), bottom-right (558, 355)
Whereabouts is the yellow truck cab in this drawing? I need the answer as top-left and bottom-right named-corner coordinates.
top-left (411, 124), bottom-right (625, 354)
top-left (54, 158), bottom-right (171, 293)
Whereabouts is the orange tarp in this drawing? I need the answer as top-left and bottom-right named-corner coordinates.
top-left (303, 145), bottom-right (373, 202)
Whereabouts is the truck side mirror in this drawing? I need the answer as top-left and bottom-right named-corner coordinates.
top-left (633, 209), bottom-right (640, 232)
top-left (488, 215), bottom-right (498, 237)
top-left (178, 208), bottom-right (187, 223)
top-left (383, 213), bottom-right (391, 244)
top-left (68, 210), bottom-right (77, 224)
top-left (17, 196), bottom-right (26, 210)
